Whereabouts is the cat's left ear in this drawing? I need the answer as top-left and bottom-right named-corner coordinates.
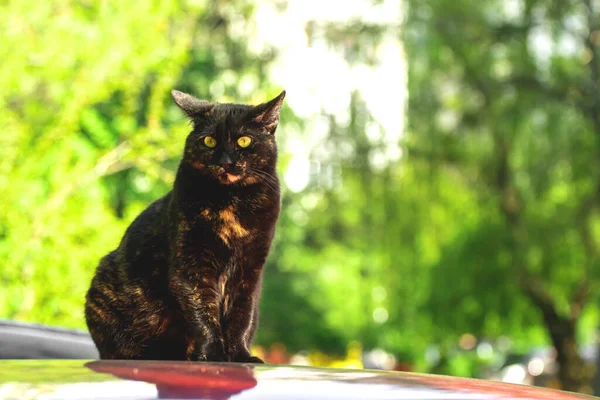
top-left (250, 90), bottom-right (286, 134)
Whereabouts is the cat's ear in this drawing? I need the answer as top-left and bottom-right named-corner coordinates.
top-left (250, 90), bottom-right (286, 134)
top-left (171, 90), bottom-right (214, 118)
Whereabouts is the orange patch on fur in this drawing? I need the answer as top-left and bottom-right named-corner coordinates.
top-left (242, 175), bottom-right (261, 185)
top-left (201, 209), bottom-right (212, 219)
top-left (226, 173), bottom-right (242, 183)
top-left (186, 339), bottom-right (196, 360)
top-left (153, 314), bottom-right (171, 335)
top-left (88, 302), bottom-right (106, 318)
top-left (223, 294), bottom-right (230, 316)
top-left (98, 285), bottom-right (117, 303)
top-left (218, 206), bottom-right (249, 245)
top-left (218, 274), bottom-right (228, 297)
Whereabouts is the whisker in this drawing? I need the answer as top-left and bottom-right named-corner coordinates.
top-left (252, 170), bottom-right (278, 187)
top-left (246, 168), bottom-right (279, 192)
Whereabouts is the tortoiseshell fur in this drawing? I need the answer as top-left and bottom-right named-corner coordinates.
top-left (85, 90), bottom-right (285, 362)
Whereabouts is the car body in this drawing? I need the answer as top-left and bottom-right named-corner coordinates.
top-left (0, 360), bottom-right (596, 400)
top-left (0, 320), bottom-right (596, 399)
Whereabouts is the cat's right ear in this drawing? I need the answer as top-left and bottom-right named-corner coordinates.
top-left (171, 90), bottom-right (214, 118)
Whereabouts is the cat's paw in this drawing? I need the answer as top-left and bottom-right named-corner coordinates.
top-left (199, 340), bottom-right (229, 362)
top-left (231, 354), bottom-right (264, 364)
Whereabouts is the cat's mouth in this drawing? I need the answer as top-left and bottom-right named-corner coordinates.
top-left (216, 169), bottom-right (244, 184)
top-left (216, 163), bottom-right (246, 185)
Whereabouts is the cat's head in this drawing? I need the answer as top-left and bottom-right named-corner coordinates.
top-left (172, 89), bottom-right (285, 186)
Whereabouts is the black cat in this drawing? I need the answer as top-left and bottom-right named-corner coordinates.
top-left (85, 89), bottom-right (285, 362)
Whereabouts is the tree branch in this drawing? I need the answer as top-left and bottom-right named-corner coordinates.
top-left (504, 75), bottom-right (581, 104)
top-left (570, 280), bottom-right (590, 321)
top-left (519, 271), bottom-right (564, 325)
top-left (583, 0), bottom-right (600, 141)
top-left (435, 21), bottom-right (491, 104)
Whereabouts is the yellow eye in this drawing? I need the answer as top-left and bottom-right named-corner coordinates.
top-left (237, 136), bottom-right (252, 148)
top-left (203, 136), bottom-right (217, 148)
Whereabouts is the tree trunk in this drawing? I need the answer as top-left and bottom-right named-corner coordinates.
top-left (543, 313), bottom-right (593, 394)
top-left (593, 325), bottom-right (600, 396)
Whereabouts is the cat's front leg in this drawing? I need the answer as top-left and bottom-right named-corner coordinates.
top-left (223, 268), bottom-right (264, 363)
top-left (169, 266), bottom-right (227, 362)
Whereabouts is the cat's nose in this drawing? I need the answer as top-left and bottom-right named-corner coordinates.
top-left (219, 153), bottom-right (234, 167)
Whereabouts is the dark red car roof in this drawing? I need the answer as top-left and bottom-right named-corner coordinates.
top-left (0, 360), bottom-right (596, 399)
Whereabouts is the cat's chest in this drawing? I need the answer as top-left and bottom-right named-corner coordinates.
top-left (197, 200), bottom-right (273, 246)
top-left (214, 204), bottom-right (252, 246)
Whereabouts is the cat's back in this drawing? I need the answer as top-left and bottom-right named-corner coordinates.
top-left (86, 193), bottom-right (173, 336)
top-left (115, 192), bottom-right (172, 277)
top-left (122, 192), bottom-right (171, 240)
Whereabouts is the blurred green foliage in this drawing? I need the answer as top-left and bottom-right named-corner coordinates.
top-left (0, 0), bottom-right (273, 326)
top-left (402, 0), bottom-right (600, 392)
top-left (0, 0), bottom-right (599, 393)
